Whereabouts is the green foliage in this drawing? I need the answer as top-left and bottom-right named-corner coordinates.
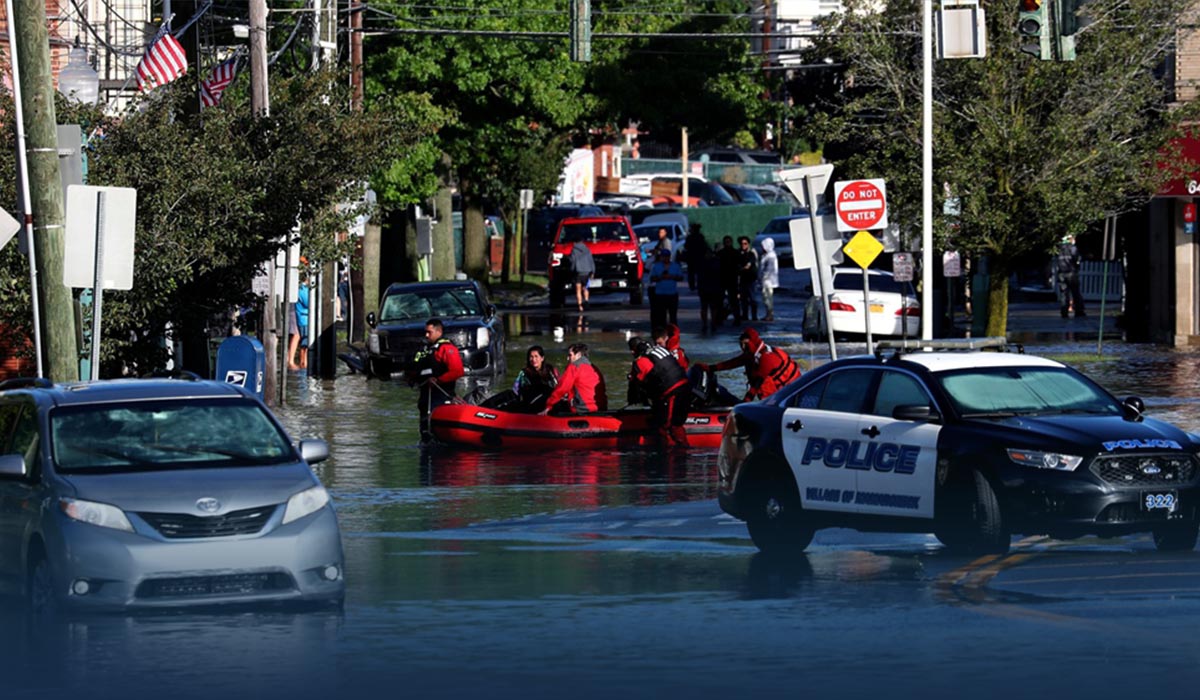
top-left (0, 70), bottom-right (433, 374)
top-left (797, 0), bottom-right (1200, 331)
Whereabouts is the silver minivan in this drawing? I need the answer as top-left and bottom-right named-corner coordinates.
top-left (0, 376), bottom-right (344, 612)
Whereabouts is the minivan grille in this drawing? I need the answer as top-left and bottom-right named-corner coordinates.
top-left (135, 572), bottom-right (295, 599)
top-left (138, 505), bottom-right (276, 539)
top-left (1090, 453), bottom-right (1198, 486)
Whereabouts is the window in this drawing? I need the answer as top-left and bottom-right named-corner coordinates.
top-left (871, 372), bottom-right (932, 418)
top-left (790, 370), bottom-right (876, 414)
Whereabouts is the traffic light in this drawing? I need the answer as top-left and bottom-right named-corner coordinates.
top-left (1018, 0), bottom-right (1052, 60)
top-left (569, 0), bottom-right (591, 62)
top-left (1056, 0), bottom-right (1080, 61)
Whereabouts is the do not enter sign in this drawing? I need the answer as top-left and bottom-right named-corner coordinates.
top-left (834, 179), bottom-right (888, 233)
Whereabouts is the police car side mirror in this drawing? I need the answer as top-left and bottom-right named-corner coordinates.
top-left (892, 404), bottom-right (940, 423)
top-left (1122, 396), bottom-right (1145, 422)
top-left (0, 453), bottom-right (27, 478)
top-left (366, 311), bottom-right (377, 328)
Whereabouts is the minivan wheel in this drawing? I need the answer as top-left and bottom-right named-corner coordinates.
top-left (27, 552), bottom-right (60, 619)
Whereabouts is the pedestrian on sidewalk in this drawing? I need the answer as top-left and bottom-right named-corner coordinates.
top-left (737, 236), bottom-right (759, 322)
top-left (718, 236), bottom-right (740, 323)
top-left (683, 223), bottom-right (708, 290)
top-left (698, 250), bottom-right (725, 333)
top-left (569, 240), bottom-right (595, 312)
top-left (649, 248), bottom-right (682, 328)
top-left (1055, 234), bottom-right (1086, 318)
top-left (759, 237), bottom-right (779, 322)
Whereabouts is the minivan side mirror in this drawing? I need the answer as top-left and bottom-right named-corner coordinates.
top-left (299, 439), bottom-right (330, 465)
top-left (366, 311), bottom-right (377, 328)
top-left (1122, 396), bottom-right (1145, 422)
top-left (0, 454), bottom-right (28, 478)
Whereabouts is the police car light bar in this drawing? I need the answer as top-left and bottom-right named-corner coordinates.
top-left (874, 336), bottom-right (1021, 358)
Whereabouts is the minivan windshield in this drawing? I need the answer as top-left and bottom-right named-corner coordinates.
top-left (52, 399), bottom-right (295, 473)
top-left (937, 367), bottom-right (1121, 418)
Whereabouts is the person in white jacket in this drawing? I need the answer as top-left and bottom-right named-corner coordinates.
top-left (759, 237), bottom-right (779, 323)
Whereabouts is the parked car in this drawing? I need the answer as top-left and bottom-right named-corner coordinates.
top-left (0, 375), bottom-right (344, 613)
top-left (750, 184), bottom-right (804, 211)
top-left (365, 280), bottom-right (506, 380)
top-left (548, 216), bottom-right (644, 306)
top-left (718, 338), bottom-right (1200, 556)
top-left (693, 147), bottom-right (783, 165)
top-left (525, 204), bottom-right (605, 273)
top-left (633, 212), bottom-right (689, 264)
top-left (753, 213), bottom-right (810, 262)
top-left (623, 174), bottom-right (737, 207)
top-left (802, 267), bottom-right (920, 340)
top-left (724, 183), bottom-right (767, 204)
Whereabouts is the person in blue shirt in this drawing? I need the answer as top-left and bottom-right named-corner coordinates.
top-left (288, 272), bottom-right (310, 370)
top-left (649, 248), bottom-right (683, 328)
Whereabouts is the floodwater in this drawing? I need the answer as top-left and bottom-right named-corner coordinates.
top-left (6, 312), bottom-right (1200, 700)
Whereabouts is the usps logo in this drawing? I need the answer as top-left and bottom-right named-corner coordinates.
top-left (225, 370), bottom-right (248, 387)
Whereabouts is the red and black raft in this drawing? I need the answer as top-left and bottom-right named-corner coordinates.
top-left (429, 403), bottom-right (730, 449)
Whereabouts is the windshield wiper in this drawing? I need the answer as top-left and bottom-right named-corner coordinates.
top-left (151, 444), bottom-right (269, 461)
top-left (960, 410), bottom-right (1022, 419)
top-left (72, 445), bottom-right (160, 467)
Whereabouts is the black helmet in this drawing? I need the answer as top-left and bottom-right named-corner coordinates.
top-left (628, 337), bottom-right (650, 355)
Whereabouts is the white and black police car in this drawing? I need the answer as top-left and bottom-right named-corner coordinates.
top-left (718, 338), bottom-right (1200, 555)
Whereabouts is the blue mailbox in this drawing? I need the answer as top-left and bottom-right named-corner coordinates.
top-left (215, 336), bottom-right (265, 399)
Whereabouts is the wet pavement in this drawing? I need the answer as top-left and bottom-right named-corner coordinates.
top-left (6, 276), bottom-right (1200, 700)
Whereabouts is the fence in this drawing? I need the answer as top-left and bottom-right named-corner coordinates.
top-left (1078, 261), bottom-right (1123, 302)
top-left (621, 158), bottom-right (782, 186)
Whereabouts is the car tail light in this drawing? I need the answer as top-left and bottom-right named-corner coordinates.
top-left (895, 306), bottom-right (920, 316)
top-left (829, 300), bottom-right (856, 312)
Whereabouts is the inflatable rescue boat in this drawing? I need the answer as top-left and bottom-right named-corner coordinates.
top-left (429, 403), bottom-right (730, 449)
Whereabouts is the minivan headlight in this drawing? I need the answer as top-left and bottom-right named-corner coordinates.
top-left (1007, 449), bottom-right (1083, 471)
top-left (476, 327), bottom-right (490, 349)
top-left (60, 497), bottom-right (134, 532)
top-left (282, 485), bottom-right (330, 524)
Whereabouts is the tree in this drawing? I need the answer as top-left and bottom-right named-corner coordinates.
top-left (0, 70), bottom-right (435, 375)
top-left (798, 0), bottom-right (1200, 334)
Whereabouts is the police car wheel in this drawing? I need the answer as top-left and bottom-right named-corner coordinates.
top-left (935, 468), bottom-right (1009, 555)
top-left (745, 473), bottom-right (814, 556)
top-left (1152, 519), bottom-right (1200, 552)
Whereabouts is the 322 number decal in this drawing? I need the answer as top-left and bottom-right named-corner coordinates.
top-left (1145, 493), bottom-right (1177, 511)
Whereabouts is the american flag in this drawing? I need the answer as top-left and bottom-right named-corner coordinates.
top-left (199, 58), bottom-right (239, 108)
top-left (136, 27), bottom-right (187, 92)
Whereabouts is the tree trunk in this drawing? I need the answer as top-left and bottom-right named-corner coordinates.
top-left (433, 185), bottom-right (455, 280)
top-left (986, 273), bottom-right (1009, 338)
top-left (462, 196), bottom-right (488, 280)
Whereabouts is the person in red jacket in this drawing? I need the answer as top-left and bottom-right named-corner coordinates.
top-left (628, 336), bottom-right (691, 447)
top-left (696, 327), bottom-right (800, 402)
top-left (654, 323), bottom-right (689, 370)
top-left (408, 318), bottom-right (465, 440)
top-left (541, 343), bottom-right (608, 414)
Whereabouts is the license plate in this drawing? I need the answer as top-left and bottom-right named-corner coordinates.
top-left (1143, 491), bottom-right (1178, 513)
top-left (869, 304), bottom-right (884, 313)
top-left (588, 278), bottom-right (601, 289)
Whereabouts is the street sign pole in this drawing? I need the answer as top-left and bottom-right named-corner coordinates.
top-left (805, 174), bottom-right (838, 360)
top-left (89, 191), bottom-right (105, 380)
top-left (843, 231), bottom-right (885, 355)
top-left (862, 270), bottom-right (873, 353)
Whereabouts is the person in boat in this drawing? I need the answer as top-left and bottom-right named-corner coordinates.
top-left (408, 317), bottom-right (465, 439)
top-left (627, 336), bottom-right (692, 448)
top-left (654, 323), bottom-right (688, 370)
top-left (541, 343), bottom-right (608, 415)
top-left (696, 327), bottom-right (800, 402)
top-left (512, 345), bottom-right (559, 410)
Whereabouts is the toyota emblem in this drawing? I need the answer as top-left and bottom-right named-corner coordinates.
top-left (195, 497), bottom-right (221, 514)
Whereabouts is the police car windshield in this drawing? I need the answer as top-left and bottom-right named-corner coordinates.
top-left (51, 399), bottom-right (295, 473)
top-left (937, 367), bottom-right (1120, 418)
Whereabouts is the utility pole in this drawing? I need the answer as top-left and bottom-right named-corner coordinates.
top-left (12, 0), bottom-right (79, 381)
top-left (350, 0), bottom-right (370, 345)
top-left (249, 0), bottom-right (278, 404)
top-left (312, 0), bottom-right (338, 380)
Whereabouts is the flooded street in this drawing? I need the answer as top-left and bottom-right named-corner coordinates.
top-left (7, 301), bottom-right (1200, 700)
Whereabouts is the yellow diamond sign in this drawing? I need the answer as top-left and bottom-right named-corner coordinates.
top-left (843, 230), bottom-right (883, 269)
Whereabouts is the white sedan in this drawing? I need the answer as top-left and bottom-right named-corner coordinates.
top-left (803, 267), bottom-right (920, 339)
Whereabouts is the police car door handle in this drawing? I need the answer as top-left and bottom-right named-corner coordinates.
top-left (861, 425), bottom-right (880, 438)
top-left (786, 419), bottom-right (803, 432)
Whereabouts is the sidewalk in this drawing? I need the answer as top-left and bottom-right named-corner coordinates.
top-left (1002, 301), bottom-right (1123, 341)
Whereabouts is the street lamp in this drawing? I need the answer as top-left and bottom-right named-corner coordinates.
top-left (56, 40), bottom-right (100, 105)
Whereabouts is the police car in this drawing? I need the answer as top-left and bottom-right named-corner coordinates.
top-left (718, 338), bottom-right (1200, 555)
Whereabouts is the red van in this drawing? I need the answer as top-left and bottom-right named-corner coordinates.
top-left (547, 216), bottom-right (644, 307)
